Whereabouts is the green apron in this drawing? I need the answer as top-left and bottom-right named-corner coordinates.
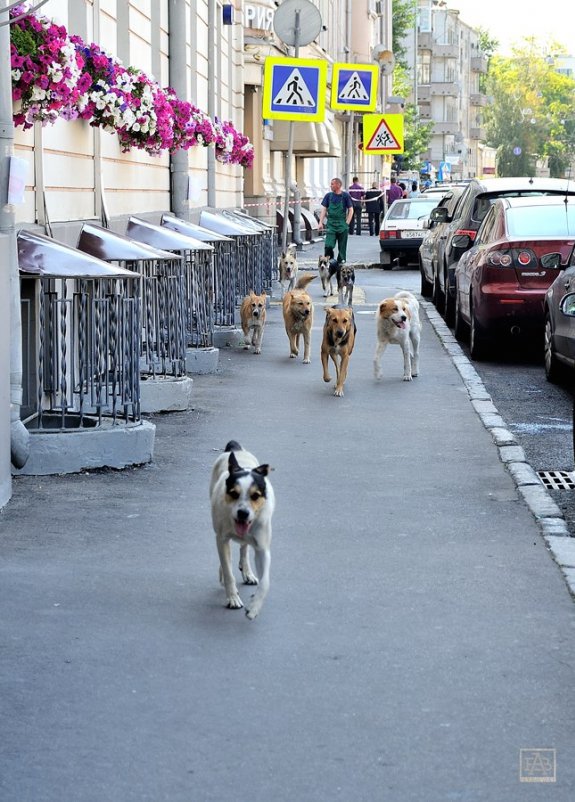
top-left (325, 192), bottom-right (349, 263)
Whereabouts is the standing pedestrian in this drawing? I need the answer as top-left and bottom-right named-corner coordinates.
top-left (364, 181), bottom-right (384, 236)
top-left (317, 177), bottom-right (354, 264)
top-left (386, 176), bottom-right (404, 207)
top-left (409, 181), bottom-right (421, 197)
top-left (348, 176), bottom-right (365, 235)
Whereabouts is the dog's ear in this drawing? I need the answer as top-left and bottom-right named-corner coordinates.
top-left (228, 451), bottom-right (242, 474)
top-left (253, 463), bottom-right (271, 477)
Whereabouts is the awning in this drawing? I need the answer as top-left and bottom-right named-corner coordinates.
top-left (78, 223), bottom-right (181, 262)
top-left (161, 214), bottom-right (234, 243)
top-left (17, 230), bottom-right (138, 278)
top-left (126, 217), bottom-right (214, 252)
top-left (269, 117), bottom-right (341, 158)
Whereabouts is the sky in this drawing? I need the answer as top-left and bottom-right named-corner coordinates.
top-left (448, 0), bottom-right (571, 56)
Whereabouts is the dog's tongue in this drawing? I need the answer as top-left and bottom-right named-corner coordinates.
top-left (234, 519), bottom-right (251, 537)
top-left (395, 320), bottom-right (406, 329)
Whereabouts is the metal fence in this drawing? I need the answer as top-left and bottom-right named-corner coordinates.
top-left (18, 231), bottom-right (141, 430)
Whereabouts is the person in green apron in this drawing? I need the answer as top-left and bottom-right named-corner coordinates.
top-left (318, 177), bottom-right (354, 264)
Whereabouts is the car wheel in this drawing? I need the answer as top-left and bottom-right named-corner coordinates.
top-left (420, 259), bottom-right (433, 297)
top-left (432, 270), bottom-right (445, 311)
top-left (469, 299), bottom-right (490, 360)
top-left (443, 268), bottom-right (455, 327)
top-left (544, 313), bottom-right (563, 383)
top-left (454, 282), bottom-right (468, 341)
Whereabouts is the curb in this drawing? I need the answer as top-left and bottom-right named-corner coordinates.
top-left (422, 301), bottom-right (575, 599)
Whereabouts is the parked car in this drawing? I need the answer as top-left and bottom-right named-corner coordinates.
top-left (544, 251), bottom-right (575, 381)
top-left (419, 185), bottom-right (467, 299)
top-left (379, 196), bottom-right (441, 269)
top-left (453, 195), bottom-right (575, 359)
top-left (430, 177), bottom-right (575, 327)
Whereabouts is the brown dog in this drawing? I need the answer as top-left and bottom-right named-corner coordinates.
top-left (240, 291), bottom-right (267, 354)
top-left (321, 305), bottom-right (356, 397)
top-left (279, 246), bottom-right (298, 291)
top-left (282, 274), bottom-right (316, 363)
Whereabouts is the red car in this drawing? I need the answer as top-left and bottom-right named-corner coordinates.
top-left (453, 196), bottom-right (575, 359)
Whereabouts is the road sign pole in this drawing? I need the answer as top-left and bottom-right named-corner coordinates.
top-left (281, 10), bottom-right (300, 254)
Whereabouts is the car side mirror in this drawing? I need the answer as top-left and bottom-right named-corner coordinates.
top-left (560, 292), bottom-right (575, 317)
top-left (429, 207), bottom-right (448, 224)
top-left (451, 234), bottom-right (472, 249)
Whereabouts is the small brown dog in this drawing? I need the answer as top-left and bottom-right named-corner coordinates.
top-left (240, 291), bottom-right (267, 354)
top-left (321, 305), bottom-right (356, 397)
top-left (279, 246), bottom-right (299, 291)
top-left (282, 274), bottom-right (316, 363)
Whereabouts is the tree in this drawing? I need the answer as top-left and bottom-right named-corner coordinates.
top-left (391, 0), bottom-right (433, 171)
top-left (484, 40), bottom-right (575, 177)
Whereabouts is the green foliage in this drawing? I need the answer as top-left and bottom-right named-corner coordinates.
top-left (11, 25), bottom-right (38, 58)
top-left (484, 41), bottom-right (575, 177)
top-left (392, 0), bottom-right (415, 69)
top-left (391, 2), bottom-right (432, 169)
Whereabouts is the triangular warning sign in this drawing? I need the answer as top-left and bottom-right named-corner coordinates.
top-left (273, 69), bottom-right (315, 107)
top-left (339, 72), bottom-right (370, 101)
top-left (365, 119), bottom-right (401, 151)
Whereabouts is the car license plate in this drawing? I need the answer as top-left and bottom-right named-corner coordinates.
top-left (401, 230), bottom-right (422, 239)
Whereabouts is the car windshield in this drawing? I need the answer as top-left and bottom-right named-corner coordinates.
top-left (506, 205), bottom-right (575, 237)
top-left (387, 199), bottom-right (439, 220)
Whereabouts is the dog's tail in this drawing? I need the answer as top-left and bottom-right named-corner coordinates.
top-left (295, 273), bottom-right (316, 290)
top-left (224, 440), bottom-right (242, 452)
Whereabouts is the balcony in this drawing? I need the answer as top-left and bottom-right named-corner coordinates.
top-left (470, 93), bottom-right (488, 107)
top-left (470, 127), bottom-right (487, 140)
top-left (471, 55), bottom-right (488, 73)
top-left (419, 107), bottom-right (433, 120)
top-left (433, 43), bottom-right (459, 59)
top-left (417, 85), bottom-right (431, 102)
top-left (434, 121), bottom-right (460, 135)
top-left (430, 82), bottom-right (459, 97)
top-left (417, 31), bottom-right (432, 49)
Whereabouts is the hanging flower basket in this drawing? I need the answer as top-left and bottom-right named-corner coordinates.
top-left (10, 4), bottom-right (254, 167)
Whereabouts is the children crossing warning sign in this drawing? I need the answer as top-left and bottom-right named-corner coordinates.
top-left (362, 114), bottom-right (404, 154)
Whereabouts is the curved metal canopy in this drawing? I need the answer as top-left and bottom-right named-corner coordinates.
top-left (17, 230), bottom-right (138, 278)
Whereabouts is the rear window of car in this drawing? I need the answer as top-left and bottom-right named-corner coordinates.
top-left (387, 199), bottom-right (439, 220)
top-left (472, 191), bottom-right (574, 224)
top-left (506, 204), bottom-right (575, 237)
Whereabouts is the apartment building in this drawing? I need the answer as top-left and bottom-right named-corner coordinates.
top-left (402, 0), bottom-right (488, 180)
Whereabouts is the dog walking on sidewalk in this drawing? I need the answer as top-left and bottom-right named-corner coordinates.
top-left (209, 441), bottom-right (275, 620)
top-left (321, 305), bottom-right (357, 397)
top-left (282, 273), bottom-right (316, 363)
top-left (240, 290), bottom-right (267, 354)
top-left (373, 291), bottom-right (421, 382)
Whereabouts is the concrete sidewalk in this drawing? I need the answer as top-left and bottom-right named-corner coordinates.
top-left (1, 255), bottom-right (575, 801)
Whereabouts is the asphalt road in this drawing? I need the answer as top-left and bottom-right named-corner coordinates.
top-left (2, 257), bottom-right (574, 801)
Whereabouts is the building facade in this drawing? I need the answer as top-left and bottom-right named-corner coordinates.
top-left (1, 0), bottom-right (393, 506)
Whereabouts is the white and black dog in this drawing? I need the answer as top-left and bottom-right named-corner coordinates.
top-left (318, 256), bottom-right (355, 306)
top-left (209, 441), bottom-right (275, 620)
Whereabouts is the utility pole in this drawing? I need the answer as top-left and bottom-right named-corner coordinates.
top-left (0, 0), bottom-right (29, 481)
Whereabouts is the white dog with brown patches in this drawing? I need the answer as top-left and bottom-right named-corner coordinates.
top-left (209, 441), bottom-right (275, 620)
top-left (373, 291), bottom-right (421, 381)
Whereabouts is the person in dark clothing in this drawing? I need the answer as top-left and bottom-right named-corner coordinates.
top-left (318, 177), bottom-right (354, 264)
top-left (364, 181), bottom-right (384, 236)
top-left (348, 176), bottom-right (364, 235)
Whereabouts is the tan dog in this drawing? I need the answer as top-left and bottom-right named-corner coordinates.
top-left (240, 290), bottom-right (267, 354)
top-left (279, 245), bottom-right (299, 291)
top-left (373, 291), bottom-right (421, 381)
top-left (282, 274), bottom-right (316, 363)
top-left (321, 305), bottom-right (357, 397)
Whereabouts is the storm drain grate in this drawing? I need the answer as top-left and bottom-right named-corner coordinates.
top-left (537, 470), bottom-right (575, 490)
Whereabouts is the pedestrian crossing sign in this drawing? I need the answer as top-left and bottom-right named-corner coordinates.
top-left (362, 114), bottom-right (404, 153)
top-left (263, 57), bottom-right (327, 121)
top-left (331, 63), bottom-right (379, 111)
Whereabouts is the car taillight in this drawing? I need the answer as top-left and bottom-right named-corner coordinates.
top-left (454, 229), bottom-right (476, 240)
top-left (486, 248), bottom-right (537, 268)
top-left (487, 251), bottom-right (513, 267)
top-left (380, 230), bottom-right (398, 240)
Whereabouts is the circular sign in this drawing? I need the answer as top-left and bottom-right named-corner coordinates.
top-left (273, 0), bottom-right (323, 47)
top-left (513, 146), bottom-right (522, 156)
